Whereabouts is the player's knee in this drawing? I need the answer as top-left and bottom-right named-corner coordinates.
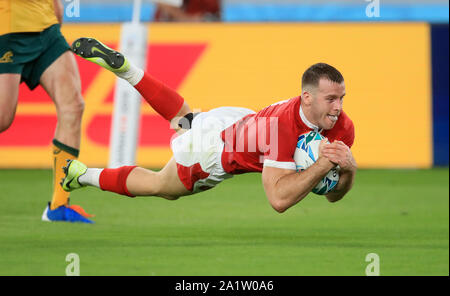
top-left (0, 113), bottom-right (15, 133)
top-left (68, 92), bottom-right (85, 116)
top-left (56, 92), bottom-right (85, 121)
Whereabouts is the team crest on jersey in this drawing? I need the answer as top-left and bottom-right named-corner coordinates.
top-left (0, 51), bottom-right (13, 63)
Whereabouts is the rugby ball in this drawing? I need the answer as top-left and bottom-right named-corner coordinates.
top-left (294, 131), bottom-right (339, 195)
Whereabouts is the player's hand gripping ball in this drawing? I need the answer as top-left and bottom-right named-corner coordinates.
top-left (294, 131), bottom-right (339, 195)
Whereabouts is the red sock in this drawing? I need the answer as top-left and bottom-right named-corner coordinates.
top-left (99, 166), bottom-right (137, 197)
top-left (134, 72), bottom-right (185, 121)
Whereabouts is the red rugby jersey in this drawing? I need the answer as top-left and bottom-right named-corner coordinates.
top-left (220, 96), bottom-right (354, 175)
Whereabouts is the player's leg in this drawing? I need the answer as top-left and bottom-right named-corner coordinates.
top-left (126, 157), bottom-right (191, 199)
top-left (62, 157), bottom-right (191, 200)
top-left (1, 26), bottom-right (92, 223)
top-left (40, 51), bottom-right (83, 149)
top-left (39, 50), bottom-right (85, 211)
top-left (71, 37), bottom-right (192, 132)
top-left (133, 72), bottom-right (193, 131)
top-left (0, 74), bottom-right (20, 133)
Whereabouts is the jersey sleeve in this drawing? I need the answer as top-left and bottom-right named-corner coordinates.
top-left (327, 112), bottom-right (355, 148)
top-left (340, 119), bottom-right (355, 148)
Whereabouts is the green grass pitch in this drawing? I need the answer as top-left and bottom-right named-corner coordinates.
top-left (0, 168), bottom-right (448, 276)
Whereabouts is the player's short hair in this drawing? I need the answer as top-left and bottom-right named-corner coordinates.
top-left (302, 63), bottom-right (344, 92)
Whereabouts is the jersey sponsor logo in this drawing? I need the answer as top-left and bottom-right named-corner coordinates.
top-left (0, 43), bottom-right (206, 147)
top-left (0, 41), bottom-right (207, 168)
top-left (0, 51), bottom-right (13, 63)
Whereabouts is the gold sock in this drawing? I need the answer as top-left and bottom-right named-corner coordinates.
top-left (50, 139), bottom-right (79, 210)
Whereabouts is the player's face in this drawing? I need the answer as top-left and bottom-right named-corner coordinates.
top-left (310, 79), bottom-right (346, 130)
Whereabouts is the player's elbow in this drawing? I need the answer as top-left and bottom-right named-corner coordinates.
top-left (271, 201), bottom-right (287, 213)
top-left (267, 190), bottom-right (308, 213)
top-left (326, 183), bottom-right (354, 203)
top-left (326, 196), bottom-right (342, 203)
top-left (271, 202), bottom-right (288, 213)
top-left (326, 192), bottom-right (345, 203)
top-left (269, 196), bottom-right (297, 213)
top-left (266, 190), bottom-right (287, 213)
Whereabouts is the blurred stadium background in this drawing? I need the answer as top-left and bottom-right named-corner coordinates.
top-left (0, 0), bottom-right (448, 169)
top-left (64, 0), bottom-right (450, 23)
top-left (0, 0), bottom-right (448, 276)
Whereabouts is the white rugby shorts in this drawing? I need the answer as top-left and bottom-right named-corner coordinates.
top-left (171, 107), bottom-right (255, 193)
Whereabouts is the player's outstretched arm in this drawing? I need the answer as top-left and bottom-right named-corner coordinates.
top-left (262, 152), bottom-right (335, 213)
top-left (322, 141), bottom-right (357, 203)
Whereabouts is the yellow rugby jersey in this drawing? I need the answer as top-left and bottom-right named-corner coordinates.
top-left (0, 0), bottom-right (59, 35)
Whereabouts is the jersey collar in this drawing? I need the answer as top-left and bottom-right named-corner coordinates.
top-left (299, 105), bottom-right (321, 132)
